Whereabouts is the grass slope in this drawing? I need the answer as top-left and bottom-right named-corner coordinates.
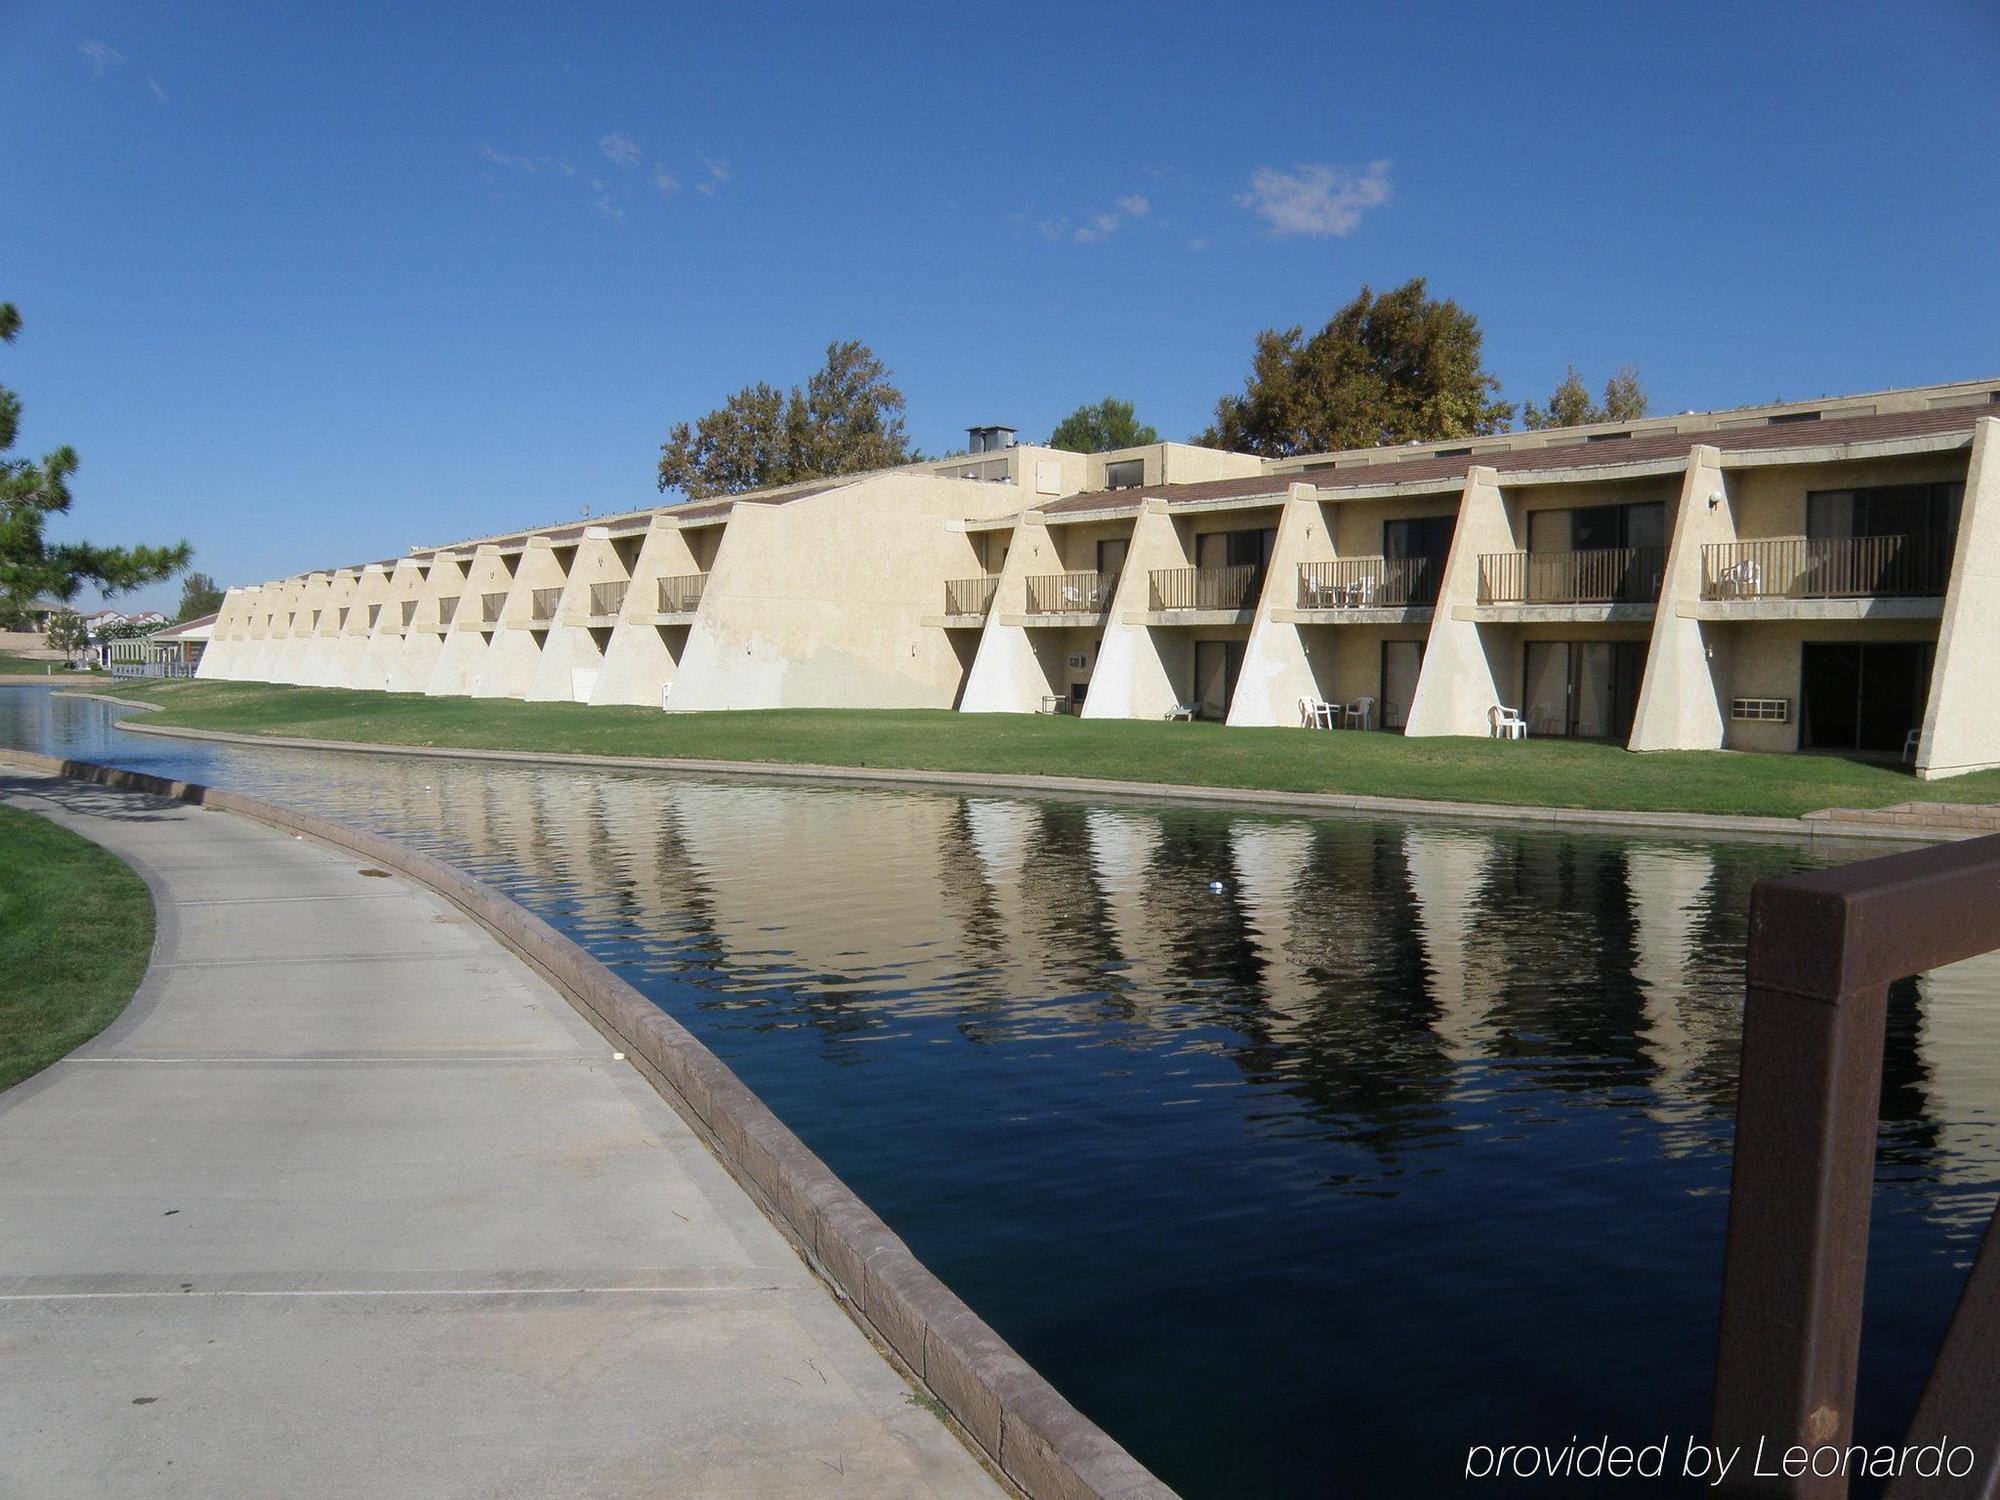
top-left (0, 805), bottom-right (154, 1091)
top-left (91, 679), bottom-right (2000, 818)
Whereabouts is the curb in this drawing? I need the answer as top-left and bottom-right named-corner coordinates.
top-left (76, 704), bottom-right (1954, 846)
top-left (0, 747), bottom-right (1178, 1500)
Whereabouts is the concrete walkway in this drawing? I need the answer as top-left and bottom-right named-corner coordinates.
top-left (0, 769), bottom-right (1001, 1499)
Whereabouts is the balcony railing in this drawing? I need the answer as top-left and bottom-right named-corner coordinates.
top-left (401, 600), bottom-right (417, 627)
top-left (1701, 533), bottom-right (1955, 601)
top-left (481, 591), bottom-right (509, 624)
top-left (1298, 556), bottom-right (1442, 610)
top-left (658, 572), bottom-right (708, 614)
top-left (438, 595), bottom-right (459, 625)
top-left (944, 575), bottom-right (1000, 616)
top-left (1149, 563), bottom-right (1262, 612)
top-left (1477, 546), bottom-right (1666, 605)
top-left (1025, 570), bottom-right (1117, 614)
top-left (529, 587), bottom-right (563, 621)
top-left (589, 579), bottom-right (629, 616)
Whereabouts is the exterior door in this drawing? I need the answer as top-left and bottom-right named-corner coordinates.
top-left (1096, 537), bottom-right (1129, 582)
top-left (1801, 642), bottom-right (1931, 753)
top-left (1193, 640), bottom-right (1243, 721)
top-left (1381, 640), bottom-right (1423, 731)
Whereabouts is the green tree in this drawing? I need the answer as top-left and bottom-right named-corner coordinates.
top-left (1199, 278), bottom-right (1513, 455)
top-left (1048, 397), bottom-right (1159, 453)
top-left (1522, 364), bottom-right (1649, 430)
top-left (656, 340), bottom-right (917, 499)
top-left (176, 571), bottom-right (225, 621)
top-left (45, 608), bottom-right (87, 666)
top-left (1, 303), bottom-right (190, 616)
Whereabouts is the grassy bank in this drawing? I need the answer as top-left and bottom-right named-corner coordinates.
top-left (0, 805), bottom-right (154, 1091)
top-left (85, 678), bottom-right (2000, 818)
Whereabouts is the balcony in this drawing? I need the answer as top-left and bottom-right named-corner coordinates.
top-left (1149, 563), bottom-right (1261, 613)
top-left (529, 587), bottom-right (563, 622)
top-left (1298, 557), bottom-right (1441, 610)
top-left (1701, 534), bottom-right (1954, 601)
top-left (438, 595), bottom-right (460, 626)
top-left (944, 575), bottom-right (1000, 616)
top-left (1477, 547), bottom-right (1665, 606)
top-left (589, 579), bottom-right (629, 616)
top-left (400, 600), bottom-right (417, 628)
top-left (658, 572), bottom-right (708, 614)
top-left (481, 591), bottom-right (509, 625)
top-left (1025, 571), bottom-right (1117, 615)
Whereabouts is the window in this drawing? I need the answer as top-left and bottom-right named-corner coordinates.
top-left (1768, 410), bottom-right (1822, 425)
top-left (1384, 514), bottom-right (1456, 561)
top-left (1806, 482), bottom-right (1962, 541)
top-left (1195, 527), bottom-right (1277, 570)
top-left (1104, 459), bottom-right (1144, 490)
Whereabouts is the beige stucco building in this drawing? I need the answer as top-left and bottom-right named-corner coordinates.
top-left (202, 380), bottom-right (2000, 778)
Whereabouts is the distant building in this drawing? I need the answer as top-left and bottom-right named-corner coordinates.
top-left (201, 376), bottom-right (2000, 779)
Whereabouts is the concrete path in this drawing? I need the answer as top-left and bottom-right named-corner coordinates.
top-left (0, 770), bottom-right (1001, 1499)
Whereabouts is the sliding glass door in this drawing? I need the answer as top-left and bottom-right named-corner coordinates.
top-left (1193, 640), bottom-right (1245, 721)
top-left (1522, 641), bottom-right (1646, 739)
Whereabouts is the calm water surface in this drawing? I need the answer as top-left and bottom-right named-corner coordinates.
top-left (5, 686), bottom-right (1997, 1497)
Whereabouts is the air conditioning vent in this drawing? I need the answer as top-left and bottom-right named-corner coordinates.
top-left (1732, 698), bottom-right (1790, 723)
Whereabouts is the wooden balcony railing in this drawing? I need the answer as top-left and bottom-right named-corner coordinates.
top-left (589, 579), bottom-right (629, 616)
top-left (1025, 571), bottom-right (1117, 614)
top-left (481, 591), bottom-right (509, 624)
top-left (944, 575), bottom-right (1000, 616)
top-left (438, 595), bottom-right (459, 626)
top-left (1477, 546), bottom-right (1666, 605)
top-left (658, 573), bottom-right (707, 614)
top-left (1149, 563), bottom-right (1262, 612)
top-left (1298, 556), bottom-right (1442, 609)
top-left (401, 600), bottom-right (417, 627)
top-left (529, 587), bottom-right (563, 621)
top-left (1701, 533), bottom-right (1955, 601)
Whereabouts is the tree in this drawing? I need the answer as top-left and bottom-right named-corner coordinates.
top-left (176, 571), bottom-right (225, 621)
top-left (1048, 397), bottom-right (1159, 454)
top-left (656, 340), bottom-right (917, 499)
top-left (1199, 278), bottom-right (1513, 456)
top-left (45, 608), bottom-right (87, 666)
top-left (1522, 364), bottom-right (1650, 430)
top-left (1, 302), bottom-right (190, 617)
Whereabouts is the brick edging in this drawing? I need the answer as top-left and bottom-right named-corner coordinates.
top-left (0, 748), bottom-right (1176, 1500)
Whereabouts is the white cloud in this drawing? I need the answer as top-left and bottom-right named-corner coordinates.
top-left (1237, 160), bottom-right (1391, 238)
top-left (1187, 236), bottom-right (1209, 252)
top-left (1115, 193), bottom-right (1150, 218)
top-left (482, 145), bottom-right (576, 177)
top-left (1036, 217), bottom-right (1067, 241)
top-left (598, 132), bottom-right (639, 169)
top-left (698, 152), bottom-right (731, 183)
top-left (651, 166), bottom-right (680, 195)
top-left (147, 75), bottom-right (169, 103)
top-left (79, 39), bottom-right (124, 73)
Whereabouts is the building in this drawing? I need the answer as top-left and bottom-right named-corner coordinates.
top-left (200, 377), bottom-right (2000, 779)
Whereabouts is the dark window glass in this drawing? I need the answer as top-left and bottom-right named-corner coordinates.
top-left (1384, 514), bottom-right (1456, 560)
top-left (1104, 459), bottom-right (1144, 490)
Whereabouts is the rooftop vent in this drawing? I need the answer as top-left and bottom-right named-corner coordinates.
top-left (1767, 410), bottom-right (1822, 425)
top-left (966, 425), bottom-right (1017, 454)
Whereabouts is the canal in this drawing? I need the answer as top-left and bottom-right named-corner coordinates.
top-left (4, 686), bottom-right (1995, 1497)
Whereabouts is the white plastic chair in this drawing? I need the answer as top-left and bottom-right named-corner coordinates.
top-left (1490, 704), bottom-right (1527, 740)
top-left (1904, 728), bottom-right (1921, 765)
top-left (1167, 702), bottom-right (1198, 721)
top-left (1344, 696), bottom-right (1375, 731)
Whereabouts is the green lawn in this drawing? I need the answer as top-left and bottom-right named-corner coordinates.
top-left (0, 805), bottom-right (154, 1092)
top-left (0, 651), bottom-right (69, 676)
top-left (86, 678), bottom-right (2000, 819)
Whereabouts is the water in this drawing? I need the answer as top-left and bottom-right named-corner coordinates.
top-left (5, 685), bottom-right (1997, 1497)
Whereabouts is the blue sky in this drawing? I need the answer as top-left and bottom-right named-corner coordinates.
top-left (6, 1), bottom-right (1998, 614)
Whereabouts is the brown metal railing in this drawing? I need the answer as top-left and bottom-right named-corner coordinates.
top-left (589, 579), bottom-right (629, 616)
top-left (1025, 570), bottom-right (1117, 614)
top-left (658, 572), bottom-right (707, 614)
top-left (1477, 546), bottom-right (1665, 605)
top-left (438, 595), bottom-right (459, 626)
top-left (529, 587), bottom-right (563, 621)
top-left (1713, 836), bottom-right (2000, 1498)
top-left (944, 575), bottom-right (1000, 616)
top-left (481, 591), bottom-right (508, 624)
top-left (401, 600), bottom-right (417, 628)
top-left (1148, 563), bottom-right (1261, 612)
top-left (1701, 533), bottom-right (1955, 601)
top-left (1298, 556), bottom-right (1442, 609)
